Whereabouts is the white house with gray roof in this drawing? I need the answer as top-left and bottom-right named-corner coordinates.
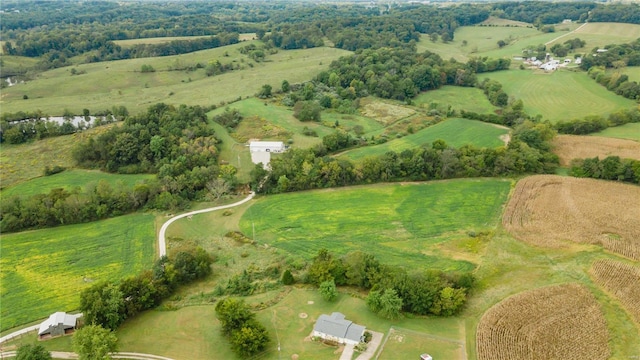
top-left (312, 312), bottom-right (366, 345)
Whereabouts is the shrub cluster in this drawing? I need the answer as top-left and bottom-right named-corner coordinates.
top-left (555, 108), bottom-right (640, 135)
top-left (570, 156), bottom-right (640, 184)
top-left (215, 298), bottom-right (270, 358)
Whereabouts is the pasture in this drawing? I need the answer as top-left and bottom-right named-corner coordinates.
top-left (341, 118), bottom-right (508, 161)
top-left (502, 175), bottom-right (640, 260)
top-left (591, 122), bottom-right (640, 141)
top-left (552, 134), bottom-right (640, 166)
top-left (623, 66), bottom-right (640, 83)
top-left (476, 283), bottom-right (610, 360)
top-left (239, 179), bottom-right (512, 271)
top-left (413, 86), bottom-right (499, 114)
top-left (377, 327), bottom-right (465, 360)
top-left (1, 169), bottom-right (154, 198)
top-left (0, 43), bottom-right (351, 116)
top-left (0, 213), bottom-right (156, 331)
top-left (483, 69), bottom-right (636, 122)
top-left (590, 259), bottom-right (640, 323)
top-left (548, 22), bottom-right (640, 50)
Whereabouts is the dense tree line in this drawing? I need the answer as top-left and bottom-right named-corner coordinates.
top-left (80, 246), bottom-right (212, 330)
top-left (251, 120), bottom-right (557, 195)
top-left (554, 108), bottom-right (640, 135)
top-left (215, 298), bottom-right (270, 358)
top-left (490, 2), bottom-right (596, 25)
top-left (580, 39), bottom-right (640, 70)
top-left (587, 66), bottom-right (640, 101)
top-left (306, 249), bottom-right (473, 317)
top-left (570, 156), bottom-right (640, 184)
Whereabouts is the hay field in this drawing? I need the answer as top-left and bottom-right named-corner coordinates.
top-left (562, 22), bottom-right (640, 49)
top-left (502, 175), bottom-right (640, 260)
top-left (483, 70), bottom-right (636, 122)
top-left (553, 135), bottom-right (640, 166)
top-left (413, 85), bottom-right (499, 114)
top-left (0, 44), bottom-right (351, 116)
top-left (590, 259), bottom-right (640, 323)
top-left (479, 16), bottom-right (533, 27)
top-left (592, 123), bottom-right (640, 142)
top-left (113, 35), bottom-right (214, 47)
top-left (476, 283), bottom-right (610, 360)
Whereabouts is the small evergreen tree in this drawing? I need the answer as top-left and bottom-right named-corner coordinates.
top-left (281, 269), bottom-right (295, 285)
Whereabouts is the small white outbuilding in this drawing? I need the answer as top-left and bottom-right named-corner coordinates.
top-left (249, 141), bottom-right (286, 168)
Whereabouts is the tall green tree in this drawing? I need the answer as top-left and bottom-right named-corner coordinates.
top-left (79, 282), bottom-right (125, 330)
top-left (230, 320), bottom-right (270, 357)
top-left (16, 344), bottom-right (52, 360)
top-left (72, 324), bottom-right (118, 360)
top-left (319, 280), bottom-right (338, 301)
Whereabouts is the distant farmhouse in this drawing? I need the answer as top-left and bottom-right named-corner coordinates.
top-left (249, 141), bottom-right (286, 168)
top-left (38, 312), bottom-right (79, 340)
top-left (312, 312), bottom-right (366, 345)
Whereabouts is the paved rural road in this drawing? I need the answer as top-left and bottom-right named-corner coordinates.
top-left (158, 192), bottom-right (255, 257)
top-left (0, 351), bottom-right (176, 360)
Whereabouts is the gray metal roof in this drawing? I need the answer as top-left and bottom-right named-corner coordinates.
top-left (313, 312), bottom-right (365, 343)
top-left (38, 312), bottom-right (78, 335)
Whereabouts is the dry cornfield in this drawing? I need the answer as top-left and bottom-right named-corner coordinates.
top-left (552, 135), bottom-right (640, 166)
top-left (502, 175), bottom-right (640, 260)
top-left (476, 283), bottom-right (610, 360)
top-left (590, 259), bottom-right (640, 323)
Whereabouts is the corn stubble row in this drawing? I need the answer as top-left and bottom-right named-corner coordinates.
top-left (476, 283), bottom-right (610, 360)
top-left (590, 259), bottom-right (640, 323)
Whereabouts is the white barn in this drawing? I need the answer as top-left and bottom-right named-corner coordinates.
top-left (249, 141), bottom-right (286, 168)
top-left (38, 312), bottom-right (79, 339)
top-left (312, 312), bottom-right (366, 346)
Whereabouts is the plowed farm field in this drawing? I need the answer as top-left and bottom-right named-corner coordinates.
top-left (552, 135), bottom-right (640, 166)
top-left (476, 283), bottom-right (610, 360)
top-left (502, 175), bottom-right (640, 260)
top-left (590, 259), bottom-right (640, 323)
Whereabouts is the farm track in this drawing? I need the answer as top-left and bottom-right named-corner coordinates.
top-left (590, 259), bottom-right (640, 323)
top-left (0, 351), bottom-right (175, 360)
top-left (502, 175), bottom-right (640, 260)
top-left (476, 283), bottom-right (609, 360)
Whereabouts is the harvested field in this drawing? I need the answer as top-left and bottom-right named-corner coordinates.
top-left (503, 175), bottom-right (640, 260)
top-left (553, 135), bottom-right (640, 166)
top-left (476, 283), bottom-right (610, 360)
top-left (590, 259), bottom-right (640, 323)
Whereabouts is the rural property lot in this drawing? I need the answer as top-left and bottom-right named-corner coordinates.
top-left (502, 175), bottom-right (640, 260)
top-left (552, 134), bottom-right (640, 166)
top-left (476, 283), bottom-right (610, 360)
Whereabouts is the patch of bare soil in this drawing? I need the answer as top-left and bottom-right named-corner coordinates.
top-left (552, 135), bottom-right (640, 166)
top-left (477, 283), bottom-right (610, 360)
top-left (503, 175), bottom-right (640, 260)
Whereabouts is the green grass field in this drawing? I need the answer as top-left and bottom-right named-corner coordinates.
top-left (622, 66), bottom-right (640, 82)
top-left (0, 43), bottom-right (351, 116)
top-left (0, 213), bottom-right (156, 331)
top-left (483, 69), bottom-right (636, 122)
top-left (591, 122), bottom-right (640, 141)
top-left (1, 169), bottom-right (154, 198)
top-left (413, 86), bottom-right (499, 114)
top-left (239, 179), bottom-right (512, 271)
top-left (341, 118), bottom-right (508, 161)
top-left (547, 22), bottom-right (640, 50)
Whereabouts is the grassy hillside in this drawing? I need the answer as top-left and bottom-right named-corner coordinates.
top-left (547, 22), bottom-right (640, 49)
top-left (622, 66), bottom-right (640, 82)
top-left (0, 213), bottom-right (156, 331)
top-left (1, 169), bottom-right (154, 198)
top-left (341, 118), bottom-right (508, 161)
top-left (239, 179), bottom-right (512, 271)
top-left (413, 86), bottom-right (499, 114)
top-left (0, 43), bottom-right (351, 116)
top-left (591, 123), bottom-right (640, 142)
top-left (483, 69), bottom-right (636, 122)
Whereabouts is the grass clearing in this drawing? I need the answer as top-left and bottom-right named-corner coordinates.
top-left (1, 169), bottom-right (154, 198)
top-left (503, 175), bottom-right (640, 261)
top-left (359, 98), bottom-right (415, 125)
top-left (341, 118), bottom-right (508, 161)
top-left (240, 179), bottom-right (512, 271)
top-left (413, 86), bottom-right (499, 114)
top-left (554, 22), bottom-right (640, 50)
top-left (553, 134), bottom-right (640, 166)
top-left (591, 122), bottom-right (640, 142)
top-left (0, 213), bottom-right (156, 331)
top-left (113, 35), bottom-right (217, 47)
top-left (476, 283), bottom-right (610, 360)
top-left (378, 327), bottom-right (464, 360)
top-left (483, 69), bottom-right (636, 122)
top-left (0, 44), bottom-right (351, 116)
top-left (623, 66), bottom-right (640, 83)
top-left (0, 125), bottom-right (117, 188)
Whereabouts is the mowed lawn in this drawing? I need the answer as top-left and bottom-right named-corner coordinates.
top-left (0, 213), bottom-right (156, 331)
top-left (591, 123), bottom-right (640, 142)
top-left (413, 86), bottom-right (499, 114)
top-left (240, 179), bottom-right (511, 271)
top-left (341, 118), bottom-right (508, 161)
top-left (0, 43), bottom-right (351, 116)
top-left (483, 69), bottom-right (636, 122)
top-left (1, 169), bottom-right (154, 198)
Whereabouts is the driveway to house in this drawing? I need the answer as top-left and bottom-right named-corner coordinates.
top-left (158, 192), bottom-right (255, 257)
top-left (355, 331), bottom-right (384, 360)
top-left (0, 351), bottom-right (176, 360)
top-left (339, 344), bottom-right (355, 360)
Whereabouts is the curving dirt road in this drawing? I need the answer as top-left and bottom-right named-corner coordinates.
top-left (0, 351), bottom-right (176, 360)
top-left (157, 192), bottom-right (255, 257)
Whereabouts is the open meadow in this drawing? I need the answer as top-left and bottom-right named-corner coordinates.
top-left (591, 122), bottom-right (640, 142)
top-left (413, 86), bottom-right (499, 115)
top-left (1, 169), bottom-right (154, 198)
top-left (483, 69), bottom-right (636, 122)
top-left (0, 43), bottom-right (351, 116)
top-left (341, 118), bottom-right (508, 161)
top-left (239, 179), bottom-right (512, 271)
top-left (547, 22), bottom-right (640, 49)
top-left (552, 134), bottom-right (640, 166)
top-left (0, 213), bottom-right (156, 331)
